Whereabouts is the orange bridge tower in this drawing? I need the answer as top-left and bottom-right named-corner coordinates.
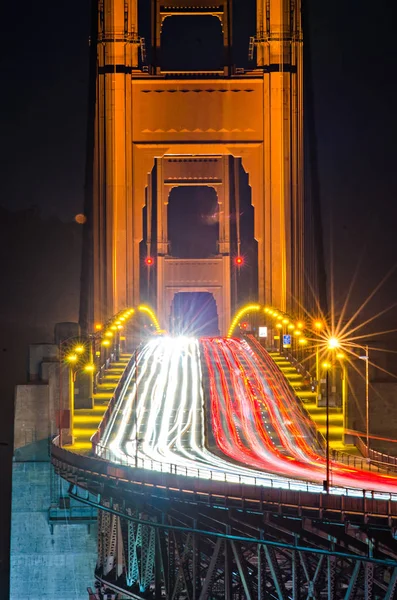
top-left (85, 0), bottom-right (304, 334)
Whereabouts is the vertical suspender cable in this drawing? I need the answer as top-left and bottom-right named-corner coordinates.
top-left (79, 0), bottom-right (100, 332)
top-left (234, 161), bottom-right (241, 257)
top-left (147, 177), bottom-right (152, 259)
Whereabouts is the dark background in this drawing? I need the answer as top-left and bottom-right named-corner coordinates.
top-left (1, 0), bottom-right (397, 595)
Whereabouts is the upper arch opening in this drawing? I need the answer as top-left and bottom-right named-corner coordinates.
top-left (160, 16), bottom-right (224, 71)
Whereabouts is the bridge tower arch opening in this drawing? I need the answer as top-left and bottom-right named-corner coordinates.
top-left (167, 186), bottom-right (219, 259)
top-left (156, 156), bottom-right (232, 336)
top-left (160, 15), bottom-right (224, 72)
top-left (169, 291), bottom-right (220, 336)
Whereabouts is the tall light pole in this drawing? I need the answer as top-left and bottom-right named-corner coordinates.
top-left (325, 335), bottom-right (370, 460)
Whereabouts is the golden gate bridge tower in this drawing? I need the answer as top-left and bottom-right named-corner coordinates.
top-left (82, 0), bottom-right (304, 334)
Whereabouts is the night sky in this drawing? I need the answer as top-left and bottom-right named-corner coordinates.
top-left (0, 0), bottom-right (397, 591)
top-left (1, 1), bottom-right (396, 314)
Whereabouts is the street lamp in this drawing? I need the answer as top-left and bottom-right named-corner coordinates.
top-left (326, 335), bottom-right (370, 459)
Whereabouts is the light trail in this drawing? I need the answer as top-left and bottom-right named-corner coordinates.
top-left (203, 337), bottom-right (397, 493)
top-left (97, 336), bottom-right (397, 495)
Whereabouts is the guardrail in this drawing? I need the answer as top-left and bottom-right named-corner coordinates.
top-left (51, 437), bottom-right (397, 527)
top-left (92, 442), bottom-right (326, 492)
top-left (94, 353), bottom-right (115, 392)
top-left (354, 436), bottom-right (397, 473)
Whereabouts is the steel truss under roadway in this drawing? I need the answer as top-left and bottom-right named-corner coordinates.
top-left (67, 479), bottom-right (397, 600)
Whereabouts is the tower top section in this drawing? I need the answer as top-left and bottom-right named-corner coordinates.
top-left (97, 0), bottom-right (302, 75)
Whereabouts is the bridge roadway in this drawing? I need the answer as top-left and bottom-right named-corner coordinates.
top-left (94, 335), bottom-right (397, 496)
top-left (51, 336), bottom-right (397, 598)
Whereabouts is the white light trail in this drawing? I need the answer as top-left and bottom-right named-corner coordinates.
top-left (97, 336), bottom-right (397, 496)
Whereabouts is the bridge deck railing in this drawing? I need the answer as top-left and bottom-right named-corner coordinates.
top-left (92, 442), bottom-right (397, 499)
top-left (52, 437), bottom-right (397, 530)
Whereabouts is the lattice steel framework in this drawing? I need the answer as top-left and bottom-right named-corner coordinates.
top-left (71, 485), bottom-right (397, 599)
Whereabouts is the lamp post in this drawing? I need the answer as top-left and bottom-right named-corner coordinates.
top-left (325, 335), bottom-right (370, 460)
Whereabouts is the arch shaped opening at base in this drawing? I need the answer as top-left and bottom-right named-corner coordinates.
top-left (170, 292), bottom-right (220, 337)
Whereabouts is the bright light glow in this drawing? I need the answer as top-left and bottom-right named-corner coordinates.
top-left (297, 321), bottom-right (304, 329)
top-left (105, 331), bottom-right (113, 338)
top-left (102, 340), bottom-right (110, 347)
top-left (74, 345), bottom-right (85, 354)
top-left (336, 352), bottom-right (345, 359)
top-left (293, 330), bottom-right (301, 336)
top-left (145, 256), bottom-right (154, 266)
top-left (328, 336), bottom-right (340, 349)
top-left (276, 323), bottom-right (283, 329)
top-left (227, 304), bottom-right (261, 338)
top-left (117, 325), bottom-right (123, 330)
top-left (84, 364), bottom-right (96, 373)
top-left (299, 338), bottom-right (308, 345)
top-left (314, 320), bottom-right (323, 330)
top-left (282, 319), bottom-right (289, 325)
top-left (235, 256), bottom-right (244, 266)
top-left (322, 362), bottom-right (331, 369)
top-left (138, 305), bottom-right (162, 333)
top-left (288, 324), bottom-right (295, 331)
top-left (66, 354), bottom-right (78, 363)
top-left (95, 323), bottom-right (102, 331)
top-left (110, 325), bottom-right (117, 331)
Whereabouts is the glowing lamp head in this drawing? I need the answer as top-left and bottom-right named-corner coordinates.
top-left (293, 329), bottom-right (301, 336)
top-left (241, 322), bottom-right (248, 330)
top-left (105, 331), bottom-right (113, 338)
top-left (336, 352), bottom-right (345, 359)
top-left (84, 364), bottom-right (95, 373)
top-left (235, 256), bottom-right (244, 266)
top-left (314, 320), bottom-right (323, 331)
top-left (74, 345), bottom-right (85, 354)
top-left (297, 321), bottom-right (304, 329)
top-left (299, 338), bottom-right (308, 345)
top-left (95, 323), bottom-right (102, 331)
top-left (322, 361), bottom-right (331, 370)
top-left (66, 353), bottom-right (78, 364)
top-left (145, 256), bottom-right (154, 266)
top-left (102, 340), bottom-right (110, 347)
top-left (276, 323), bottom-right (283, 329)
top-left (288, 324), bottom-right (295, 330)
top-left (328, 336), bottom-right (340, 350)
